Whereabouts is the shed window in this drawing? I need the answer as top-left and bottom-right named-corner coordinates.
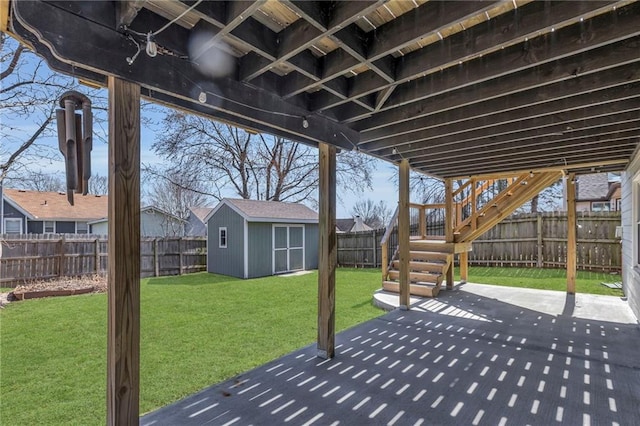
top-left (219, 227), bottom-right (227, 248)
top-left (4, 218), bottom-right (22, 234)
top-left (44, 220), bottom-right (55, 233)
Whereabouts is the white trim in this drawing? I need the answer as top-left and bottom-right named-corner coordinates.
top-left (43, 220), bottom-right (56, 234)
top-left (218, 227), bottom-right (228, 249)
top-left (272, 223), bottom-right (306, 274)
top-left (243, 219), bottom-right (249, 279)
top-left (4, 217), bottom-right (23, 234)
top-left (75, 221), bottom-right (89, 234)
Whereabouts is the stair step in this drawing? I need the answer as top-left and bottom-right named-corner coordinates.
top-left (382, 281), bottom-right (441, 298)
top-left (392, 260), bottom-right (446, 274)
top-left (408, 251), bottom-right (449, 262)
top-left (409, 241), bottom-right (455, 253)
top-left (388, 270), bottom-right (442, 284)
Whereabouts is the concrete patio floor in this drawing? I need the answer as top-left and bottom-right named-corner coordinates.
top-left (141, 283), bottom-right (639, 425)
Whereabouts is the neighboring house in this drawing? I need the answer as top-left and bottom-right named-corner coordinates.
top-left (575, 173), bottom-right (622, 212)
top-left (186, 207), bottom-right (213, 236)
top-left (89, 206), bottom-right (186, 237)
top-left (621, 151), bottom-right (640, 320)
top-left (205, 198), bottom-right (318, 279)
top-left (335, 216), bottom-right (374, 233)
top-left (1, 188), bottom-right (107, 235)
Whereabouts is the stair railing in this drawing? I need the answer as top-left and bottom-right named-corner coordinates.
top-left (380, 205), bottom-right (399, 280)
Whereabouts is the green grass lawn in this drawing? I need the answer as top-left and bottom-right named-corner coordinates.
top-left (0, 269), bottom-right (383, 425)
top-left (459, 266), bottom-right (624, 296)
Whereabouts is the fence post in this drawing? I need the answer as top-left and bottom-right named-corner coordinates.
top-left (95, 238), bottom-right (100, 273)
top-left (372, 230), bottom-right (377, 267)
top-left (58, 235), bottom-right (66, 277)
top-left (153, 238), bottom-right (159, 277)
top-left (178, 238), bottom-right (184, 275)
top-left (536, 213), bottom-right (543, 268)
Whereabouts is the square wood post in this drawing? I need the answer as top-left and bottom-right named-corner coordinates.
top-left (107, 76), bottom-right (141, 425)
top-left (566, 173), bottom-right (577, 294)
top-left (445, 178), bottom-right (454, 289)
top-left (398, 159), bottom-right (410, 310)
top-left (318, 143), bottom-right (336, 359)
top-left (459, 252), bottom-right (468, 283)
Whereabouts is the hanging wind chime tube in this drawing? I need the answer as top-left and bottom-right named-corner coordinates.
top-left (55, 91), bottom-right (93, 205)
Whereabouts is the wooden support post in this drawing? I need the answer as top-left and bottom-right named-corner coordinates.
top-left (398, 159), bottom-right (410, 310)
top-left (445, 179), bottom-right (454, 289)
top-left (107, 76), bottom-right (140, 426)
top-left (418, 206), bottom-right (426, 238)
top-left (471, 178), bottom-right (477, 231)
top-left (317, 143), bottom-right (336, 359)
top-left (566, 173), bottom-right (577, 294)
top-left (381, 241), bottom-right (388, 279)
top-left (536, 213), bottom-right (543, 268)
top-left (459, 252), bottom-right (468, 283)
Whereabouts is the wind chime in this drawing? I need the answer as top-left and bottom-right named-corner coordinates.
top-left (56, 91), bottom-right (92, 205)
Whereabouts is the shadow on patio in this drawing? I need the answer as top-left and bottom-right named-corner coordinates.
top-left (141, 284), bottom-right (639, 425)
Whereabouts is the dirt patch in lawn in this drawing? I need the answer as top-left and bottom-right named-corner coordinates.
top-left (1, 275), bottom-right (107, 307)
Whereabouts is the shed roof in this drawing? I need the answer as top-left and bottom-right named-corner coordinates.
top-left (2, 188), bottom-right (107, 221)
top-left (207, 199), bottom-right (318, 224)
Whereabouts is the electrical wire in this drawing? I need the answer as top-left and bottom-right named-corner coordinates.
top-left (152, 0), bottom-right (204, 36)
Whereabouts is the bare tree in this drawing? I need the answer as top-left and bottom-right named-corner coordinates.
top-left (144, 168), bottom-right (213, 222)
top-left (87, 173), bottom-right (108, 195)
top-left (1, 35), bottom-right (107, 185)
top-left (151, 111), bottom-right (374, 206)
top-left (349, 199), bottom-right (393, 229)
top-left (3, 170), bottom-right (65, 192)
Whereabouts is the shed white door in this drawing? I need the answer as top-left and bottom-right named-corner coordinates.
top-left (273, 225), bottom-right (305, 274)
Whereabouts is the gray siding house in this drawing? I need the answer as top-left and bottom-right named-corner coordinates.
top-left (89, 206), bottom-right (186, 237)
top-left (621, 150), bottom-right (640, 320)
top-left (1, 188), bottom-right (107, 235)
top-left (186, 207), bottom-right (213, 236)
top-left (205, 199), bottom-right (319, 279)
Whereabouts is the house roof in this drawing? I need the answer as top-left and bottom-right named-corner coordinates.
top-left (189, 207), bottom-right (214, 223)
top-left (2, 188), bottom-right (107, 221)
top-left (87, 206), bottom-right (186, 225)
top-left (335, 219), bottom-right (356, 233)
top-left (206, 199), bottom-right (318, 224)
top-left (576, 174), bottom-right (610, 201)
top-left (336, 217), bottom-right (374, 233)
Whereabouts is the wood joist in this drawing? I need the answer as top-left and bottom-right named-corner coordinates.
top-left (9, 0), bottom-right (640, 179)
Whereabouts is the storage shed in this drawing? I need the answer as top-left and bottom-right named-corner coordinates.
top-left (205, 199), bottom-right (319, 279)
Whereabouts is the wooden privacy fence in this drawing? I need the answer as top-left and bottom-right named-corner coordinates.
top-left (337, 212), bottom-right (621, 272)
top-left (0, 234), bottom-right (207, 287)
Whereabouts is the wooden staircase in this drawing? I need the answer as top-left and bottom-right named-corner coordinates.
top-left (382, 241), bottom-right (452, 297)
top-left (380, 171), bottom-right (563, 299)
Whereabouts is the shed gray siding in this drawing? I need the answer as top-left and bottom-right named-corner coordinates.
top-left (622, 151), bottom-right (640, 320)
top-left (305, 224), bottom-right (319, 270)
top-left (247, 222), bottom-right (273, 278)
top-left (207, 204), bottom-right (245, 278)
